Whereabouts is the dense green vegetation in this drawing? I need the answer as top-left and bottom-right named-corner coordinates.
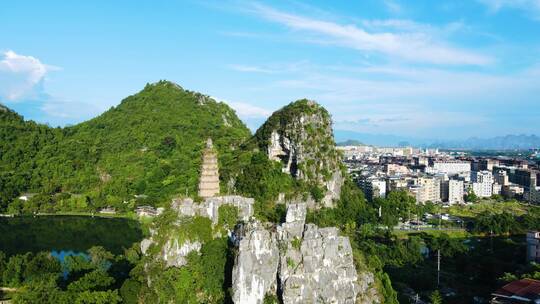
top-left (132, 202), bottom-right (238, 303)
top-left (0, 245), bottom-right (140, 303)
top-left (0, 81), bottom-right (250, 212)
top-left (137, 237), bottom-right (233, 303)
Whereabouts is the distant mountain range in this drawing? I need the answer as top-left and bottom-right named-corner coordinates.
top-left (334, 130), bottom-right (540, 150)
top-left (430, 134), bottom-right (540, 150)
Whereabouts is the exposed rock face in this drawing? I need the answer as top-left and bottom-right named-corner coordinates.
top-left (255, 100), bottom-right (343, 207)
top-left (140, 238), bottom-right (153, 255)
top-left (161, 239), bottom-right (202, 268)
top-left (356, 272), bottom-right (381, 304)
top-left (323, 170), bottom-right (344, 207)
top-left (279, 202), bottom-right (306, 241)
top-left (279, 224), bottom-right (359, 304)
top-left (139, 226), bottom-right (203, 269)
top-left (232, 222), bottom-right (279, 304)
top-left (232, 202), bottom-right (373, 304)
top-left (171, 195), bottom-right (254, 225)
top-left (141, 195), bottom-right (254, 270)
top-left (198, 138), bottom-right (220, 198)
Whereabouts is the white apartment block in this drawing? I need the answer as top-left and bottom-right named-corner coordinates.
top-left (472, 170), bottom-right (494, 197)
top-left (443, 179), bottom-right (464, 204)
top-left (416, 177), bottom-right (441, 203)
top-left (427, 160), bottom-right (471, 176)
top-left (371, 179), bottom-right (387, 199)
top-left (358, 178), bottom-right (387, 201)
top-left (385, 164), bottom-right (409, 176)
top-left (338, 145), bottom-right (374, 160)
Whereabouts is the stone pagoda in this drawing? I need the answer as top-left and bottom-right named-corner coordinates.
top-left (198, 138), bottom-right (220, 198)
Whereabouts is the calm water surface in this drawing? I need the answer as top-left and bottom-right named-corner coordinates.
top-left (0, 215), bottom-right (144, 256)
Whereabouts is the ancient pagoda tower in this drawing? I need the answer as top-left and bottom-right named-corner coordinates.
top-left (198, 138), bottom-right (220, 198)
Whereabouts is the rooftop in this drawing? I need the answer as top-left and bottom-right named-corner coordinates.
top-left (493, 278), bottom-right (540, 303)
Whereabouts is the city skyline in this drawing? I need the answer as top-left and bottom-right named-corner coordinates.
top-left (1, 0), bottom-right (540, 139)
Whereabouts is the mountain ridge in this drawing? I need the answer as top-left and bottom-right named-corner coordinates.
top-left (0, 80), bottom-right (251, 210)
top-left (335, 129), bottom-right (540, 150)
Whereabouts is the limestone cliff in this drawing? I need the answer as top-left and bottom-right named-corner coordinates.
top-left (254, 100), bottom-right (343, 207)
top-left (139, 195), bottom-right (381, 304)
top-left (140, 195), bottom-right (254, 267)
top-left (232, 202), bottom-right (380, 304)
top-left (232, 221), bottom-right (279, 303)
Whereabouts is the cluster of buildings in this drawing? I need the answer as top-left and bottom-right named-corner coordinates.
top-left (338, 144), bottom-right (540, 205)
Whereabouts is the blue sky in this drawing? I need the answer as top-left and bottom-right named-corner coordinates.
top-left (1, 0), bottom-right (539, 139)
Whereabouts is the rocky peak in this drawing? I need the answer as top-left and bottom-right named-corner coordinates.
top-left (255, 99), bottom-right (343, 207)
top-left (143, 80), bottom-right (184, 93)
top-left (231, 202), bottom-right (378, 304)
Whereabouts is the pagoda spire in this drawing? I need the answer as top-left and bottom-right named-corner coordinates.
top-left (198, 138), bottom-right (220, 198)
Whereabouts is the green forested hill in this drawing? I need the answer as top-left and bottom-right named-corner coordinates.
top-left (0, 81), bottom-right (251, 212)
top-left (0, 106), bottom-right (62, 207)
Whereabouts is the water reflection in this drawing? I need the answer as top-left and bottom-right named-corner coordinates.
top-left (50, 250), bottom-right (89, 279)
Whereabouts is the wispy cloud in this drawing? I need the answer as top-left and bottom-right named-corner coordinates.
top-left (213, 96), bottom-right (272, 118)
top-left (234, 60), bottom-right (540, 136)
top-left (0, 50), bottom-right (59, 101)
top-left (41, 98), bottom-right (101, 120)
top-left (477, 0), bottom-right (540, 20)
top-left (227, 64), bottom-right (277, 74)
top-left (248, 3), bottom-right (493, 66)
top-left (383, 0), bottom-right (402, 14)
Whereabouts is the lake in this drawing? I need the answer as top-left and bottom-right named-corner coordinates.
top-left (0, 215), bottom-right (144, 256)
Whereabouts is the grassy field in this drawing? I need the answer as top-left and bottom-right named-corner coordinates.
top-left (446, 200), bottom-right (533, 218)
top-left (36, 210), bottom-right (138, 219)
top-left (393, 228), bottom-right (469, 239)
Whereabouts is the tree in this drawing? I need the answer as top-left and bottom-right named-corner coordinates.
top-left (430, 290), bottom-right (443, 304)
top-left (67, 270), bottom-right (115, 292)
top-left (119, 279), bottom-right (141, 304)
top-left (465, 189), bottom-right (479, 203)
top-left (74, 290), bottom-right (121, 304)
top-left (23, 252), bottom-right (61, 281)
top-left (3, 253), bottom-right (31, 287)
top-left (11, 274), bottom-right (66, 304)
top-left (87, 246), bottom-right (114, 270)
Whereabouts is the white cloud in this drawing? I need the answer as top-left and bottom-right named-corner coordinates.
top-left (227, 64), bottom-right (277, 74)
top-left (383, 0), bottom-right (402, 14)
top-left (477, 0), bottom-right (540, 19)
top-left (0, 50), bottom-right (59, 101)
top-left (237, 60), bottom-right (540, 136)
top-left (213, 96), bottom-right (272, 118)
top-left (249, 4), bottom-right (492, 66)
top-left (41, 98), bottom-right (101, 120)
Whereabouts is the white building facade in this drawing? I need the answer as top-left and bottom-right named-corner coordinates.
top-left (427, 160), bottom-right (471, 176)
top-left (472, 170), bottom-right (494, 197)
top-left (448, 180), bottom-right (464, 204)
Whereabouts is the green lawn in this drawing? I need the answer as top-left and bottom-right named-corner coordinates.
top-left (393, 228), bottom-right (469, 239)
top-left (447, 200), bottom-right (531, 218)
